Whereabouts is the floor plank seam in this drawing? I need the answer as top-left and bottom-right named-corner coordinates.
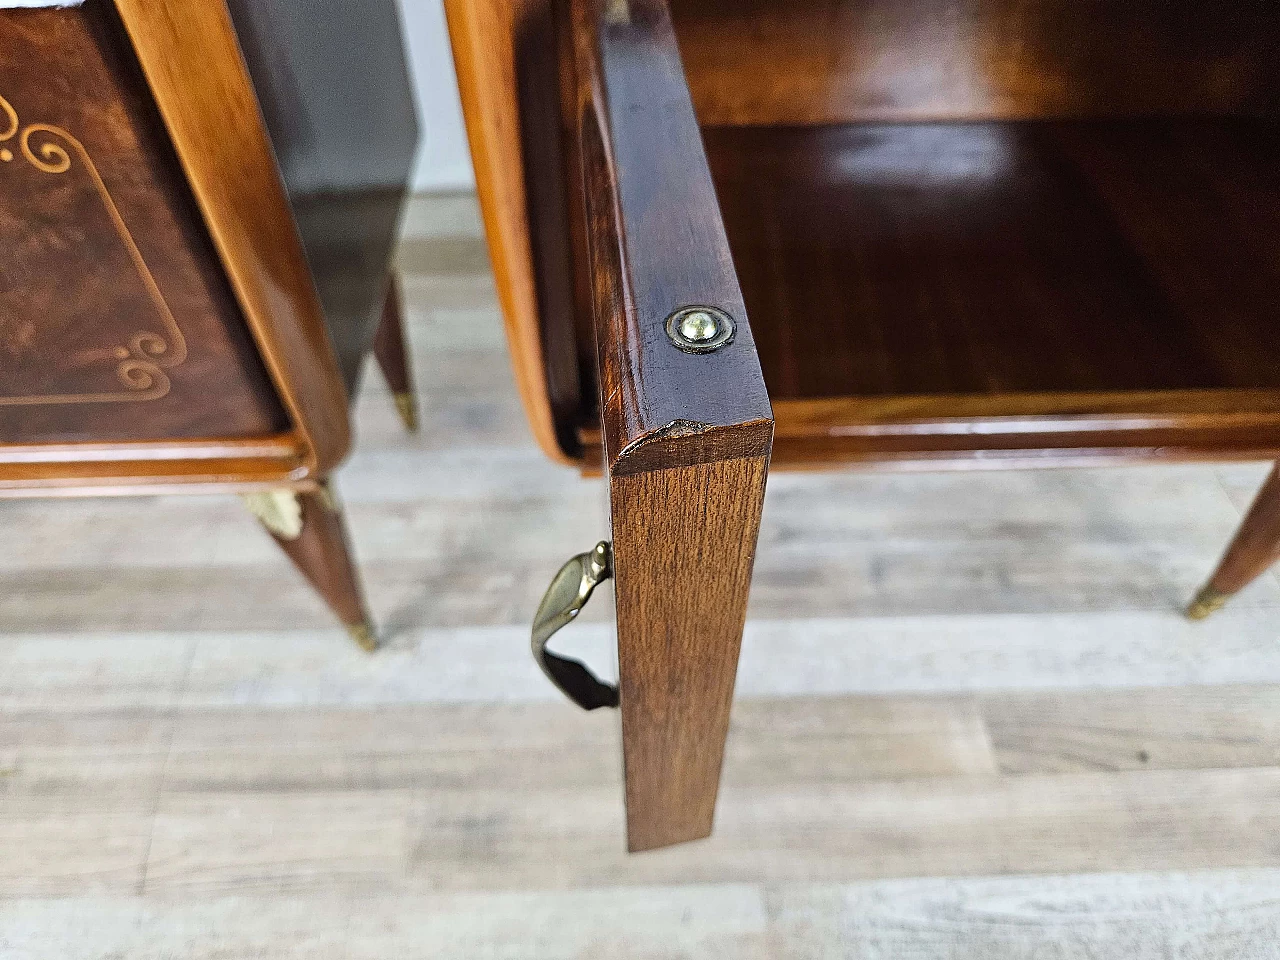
top-left (135, 638), bottom-right (199, 896)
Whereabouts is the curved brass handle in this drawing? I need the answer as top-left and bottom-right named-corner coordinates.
top-left (531, 541), bottom-right (619, 710)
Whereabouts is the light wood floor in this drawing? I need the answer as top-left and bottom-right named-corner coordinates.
top-left (2, 194), bottom-right (1280, 958)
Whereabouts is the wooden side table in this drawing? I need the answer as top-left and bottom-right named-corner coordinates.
top-left (448, 0), bottom-right (1280, 849)
top-left (0, 0), bottom-right (418, 648)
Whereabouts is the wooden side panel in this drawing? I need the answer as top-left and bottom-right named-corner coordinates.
top-left (224, 0), bottom-right (418, 394)
top-left (113, 0), bottom-right (352, 476)
top-left (576, 0), bottom-right (773, 849)
top-left (611, 455), bottom-right (768, 850)
top-left (671, 0), bottom-right (1280, 126)
top-left (580, 0), bottom-right (773, 475)
top-left (444, 0), bottom-right (579, 465)
top-left (0, 3), bottom-right (287, 445)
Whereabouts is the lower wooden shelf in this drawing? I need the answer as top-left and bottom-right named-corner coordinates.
top-left (707, 119), bottom-right (1280, 399)
top-left (678, 118), bottom-right (1280, 467)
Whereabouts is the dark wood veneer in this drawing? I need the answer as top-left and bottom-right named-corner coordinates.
top-left (0, 3), bottom-right (287, 445)
top-left (573, 0), bottom-right (773, 850)
top-left (581, 0), bottom-right (773, 476)
top-left (707, 120), bottom-right (1280, 401)
top-left (611, 454), bottom-right (769, 851)
top-left (224, 0), bottom-right (418, 396)
top-left (670, 0), bottom-right (1280, 126)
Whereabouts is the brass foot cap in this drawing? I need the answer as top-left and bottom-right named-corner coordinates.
top-left (347, 621), bottom-right (379, 653)
top-left (1186, 586), bottom-right (1230, 621)
top-left (393, 393), bottom-right (418, 433)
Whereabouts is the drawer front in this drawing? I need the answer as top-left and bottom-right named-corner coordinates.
top-left (566, 0), bottom-right (773, 851)
top-left (0, 2), bottom-right (288, 445)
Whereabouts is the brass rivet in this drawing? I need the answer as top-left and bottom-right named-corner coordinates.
top-left (679, 310), bottom-right (719, 342)
top-left (0, 149), bottom-right (11, 162)
top-left (665, 305), bottom-right (735, 353)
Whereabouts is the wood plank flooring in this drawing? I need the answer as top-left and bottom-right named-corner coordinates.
top-left (2, 193), bottom-right (1279, 958)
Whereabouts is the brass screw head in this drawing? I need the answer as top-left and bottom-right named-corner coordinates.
top-left (679, 310), bottom-right (719, 342)
top-left (665, 305), bottom-right (735, 353)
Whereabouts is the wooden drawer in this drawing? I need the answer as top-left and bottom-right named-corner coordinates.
top-left (0, 4), bottom-right (287, 445)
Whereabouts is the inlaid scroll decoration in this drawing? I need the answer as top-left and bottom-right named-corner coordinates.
top-left (0, 92), bottom-right (187, 405)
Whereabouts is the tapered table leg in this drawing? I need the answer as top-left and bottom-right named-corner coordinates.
top-left (1189, 463), bottom-right (1280, 619)
top-left (373, 274), bottom-right (418, 432)
top-left (248, 484), bottom-right (377, 651)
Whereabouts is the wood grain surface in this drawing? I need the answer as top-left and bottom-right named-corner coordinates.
top-left (513, 0), bottom-right (584, 456)
top-left (2, 873), bottom-right (1279, 958)
top-left (611, 455), bottom-right (769, 850)
top-left (261, 485), bottom-right (374, 643)
top-left (573, 0), bottom-right (775, 848)
top-left (578, 0), bottom-right (772, 476)
top-left (0, 0), bottom-right (420, 493)
top-left (669, 0), bottom-right (1280, 126)
top-left (456, 0), bottom-right (1280, 478)
top-left (114, 0), bottom-right (352, 477)
top-left (444, 0), bottom-right (576, 466)
top-left (708, 121), bottom-right (1280, 400)
top-left (0, 3), bottom-right (286, 443)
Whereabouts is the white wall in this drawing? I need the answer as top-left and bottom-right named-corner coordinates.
top-left (397, 0), bottom-right (476, 192)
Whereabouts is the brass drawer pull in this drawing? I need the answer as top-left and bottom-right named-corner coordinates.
top-left (531, 541), bottom-right (619, 710)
